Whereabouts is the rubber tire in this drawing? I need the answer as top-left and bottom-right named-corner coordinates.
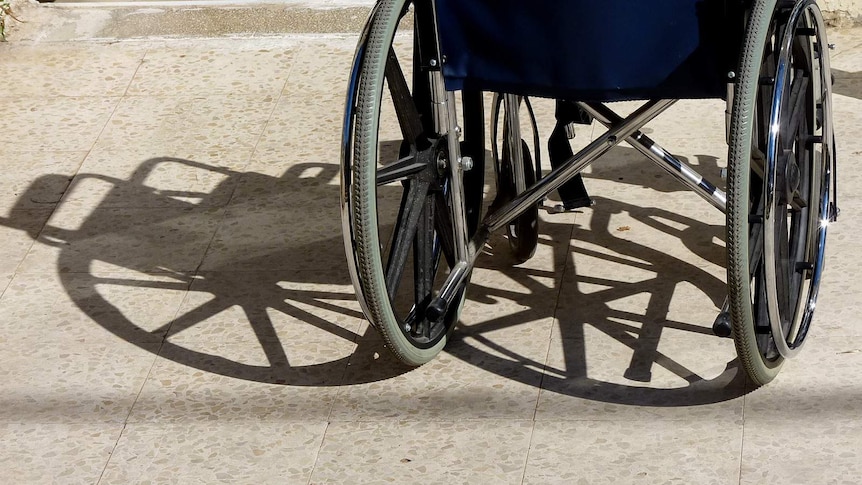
top-left (349, 0), bottom-right (465, 365)
top-left (727, 0), bottom-right (785, 385)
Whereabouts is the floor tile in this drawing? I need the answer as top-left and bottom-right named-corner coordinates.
top-left (812, 197), bottom-right (862, 337)
top-left (93, 95), bottom-right (276, 153)
top-left (100, 421), bottom-right (326, 484)
top-left (1, 96), bottom-right (119, 152)
top-left (0, 210), bottom-right (53, 274)
top-left (310, 420), bottom-right (532, 485)
top-left (199, 176), bottom-right (344, 273)
top-left (0, 423), bottom-right (122, 485)
top-left (127, 338), bottom-right (357, 423)
top-left (459, 267), bottom-right (559, 340)
top-left (740, 418), bottom-right (862, 485)
top-left (0, 43), bottom-right (146, 97)
top-left (330, 335), bottom-right (547, 421)
top-left (0, 150), bottom-right (86, 213)
top-left (743, 336), bottom-right (862, 422)
top-left (166, 271), bottom-right (364, 344)
top-left (0, 271), bottom-right (188, 344)
top-left (537, 331), bottom-right (745, 421)
top-left (255, 94), bottom-right (343, 155)
top-left (128, 39), bottom-right (300, 96)
top-left (66, 149), bottom-right (253, 209)
top-left (0, 340), bottom-right (158, 424)
top-left (18, 205), bottom-right (225, 274)
top-left (524, 419), bottom-right (742, 484)
top-left (282, 38), bottom-right (355, 97)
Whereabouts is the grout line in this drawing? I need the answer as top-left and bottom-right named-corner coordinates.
top-left (518, 421), bottom-right (537, 485)
top-left (95, 339), bottom-right (165, 485)
top-left (737, 380), bottom-right (749, 485)
top-left (5, 45), bottom-right (148, 280)
top-left (305, 420), bottom-right (332, 485)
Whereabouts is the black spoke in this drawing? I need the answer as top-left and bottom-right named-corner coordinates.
top-left (385, 49), bottom-right (426, 148)
top-left (412, 194), bottom-right (436, 338)
top-left (433, 191), bottom-right (456, 269)
top-left (774, 204), bottom-right (793, 326)
top-left (377, 154), bottom-right (426, 185)
top-left (385, 178), bottom-right (431, 300)
top-left (780, 71), bottom-right (810, 148)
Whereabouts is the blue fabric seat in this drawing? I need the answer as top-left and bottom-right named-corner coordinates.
top-left (435, 0), bottom-right (739, 101)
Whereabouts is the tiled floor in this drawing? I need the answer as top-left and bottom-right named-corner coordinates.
top-left (1, 11), bottom-right (861, 485)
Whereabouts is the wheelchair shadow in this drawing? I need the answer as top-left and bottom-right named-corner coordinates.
top-left (2, 149), bottom-right (747, 405)
top-left (446, 143), bottom-right (749, 406)
top-left (832, 68), bottom-right (862, 100)
top-left (0, 156), bottom-right (413, 386)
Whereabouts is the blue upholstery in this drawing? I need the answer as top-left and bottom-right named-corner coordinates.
top-left (435, 0), bottom-right (737, 101)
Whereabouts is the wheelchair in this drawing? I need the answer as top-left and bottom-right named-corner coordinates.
top-left (340, 0), bottom-right (837, 385)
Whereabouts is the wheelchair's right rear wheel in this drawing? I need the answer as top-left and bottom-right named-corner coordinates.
top-left (727, 0), bottom-right (834, 385)
top-left (341, 0), bottom-right (484, 365)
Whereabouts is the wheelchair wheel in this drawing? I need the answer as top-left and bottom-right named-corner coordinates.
top-left (341, 0), bottom-right (484, 365)
top-left (490, 95), bottom-right (541, 263)
top-left (727, 0), bottom-right (834, 385)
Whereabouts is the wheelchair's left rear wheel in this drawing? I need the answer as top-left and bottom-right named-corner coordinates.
top-left (341, 0), bottom-right (483, 365)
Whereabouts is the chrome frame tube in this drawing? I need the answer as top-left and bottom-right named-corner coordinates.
top-left (442, 87), bottom-right (470, 263)
top-left (580, 102), bottom-right (728, 213)
top-left (483, 99), bottom-right (677, 234)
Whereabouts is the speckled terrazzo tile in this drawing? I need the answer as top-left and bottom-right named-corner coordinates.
top-left (254, 94), bottom-right (343, 155)
top-left (829, 29), bottom-right (862, 72)
top-left (458, 266), bottom-right (558, 340)
top-left (282, 38), bottom-right (355, 96)
top-left (0, 340), bottom-right (158, 424)
top-left (552, 202), bottom-right (726, 345)
top-left (524, 419), bottom-right (742, 484)
top-left (1, 96), bottom-right (118, 152)
top-left (0, 150), bottom-right (85, 212)
top-left (0, 210), bottom-right (52, 274)
top-left (812, 197), bottom-right (862, 336)
top-left (127, 337), bottom-right (358, 423)
top-left (17, 205), bottom-right (224, 274)
top-left (0, 271), bottom-right (187, 344)
top-left (163, 272), bottom-right (364, 346)
top-left (744, 336), bottom-right (862, 422)
top-left (0, 423), bottom-right (121, 484)
top-left (93, 95), bottom-right (276, 153)
top-left (100, 421), bottom-right (326, 485)
top-left (229, 146), bottom-right (342, 209)
top-left (536, 328), bottom-right (745, 421)
top-left (0, 43), bottom-right (146, 97)
top-left (199, 181), bottom-right (344, 272)
top-left (330, 335), bottom-right (547, 420)
top-left (128, 39), bottom-right (299, 96)
top-left (65, 149), bottom-right (252, 209)
top-left (310, 420), bottom-right (532, 485)
top-left (740, 418), bottom-right (862, 485)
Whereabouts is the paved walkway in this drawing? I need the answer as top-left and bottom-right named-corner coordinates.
top-left (1, 6), bottom-right (862, 484)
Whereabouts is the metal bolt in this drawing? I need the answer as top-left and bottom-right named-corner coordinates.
top-left (461, 156), bottom-right (474, 171)
top-left (429, 59), bottom-right (438, 67)
top-left (404, 323), bottom-right (411, 332)
top-left (828, 43), bottom-right (836, 50)
top-left (437, 155), bottom-right (448, 171)
top-left (727, 71), bottom-right (736, 80)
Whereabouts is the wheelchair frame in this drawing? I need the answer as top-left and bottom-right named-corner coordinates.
top-left (341, 0), bottom-right (837, 385)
